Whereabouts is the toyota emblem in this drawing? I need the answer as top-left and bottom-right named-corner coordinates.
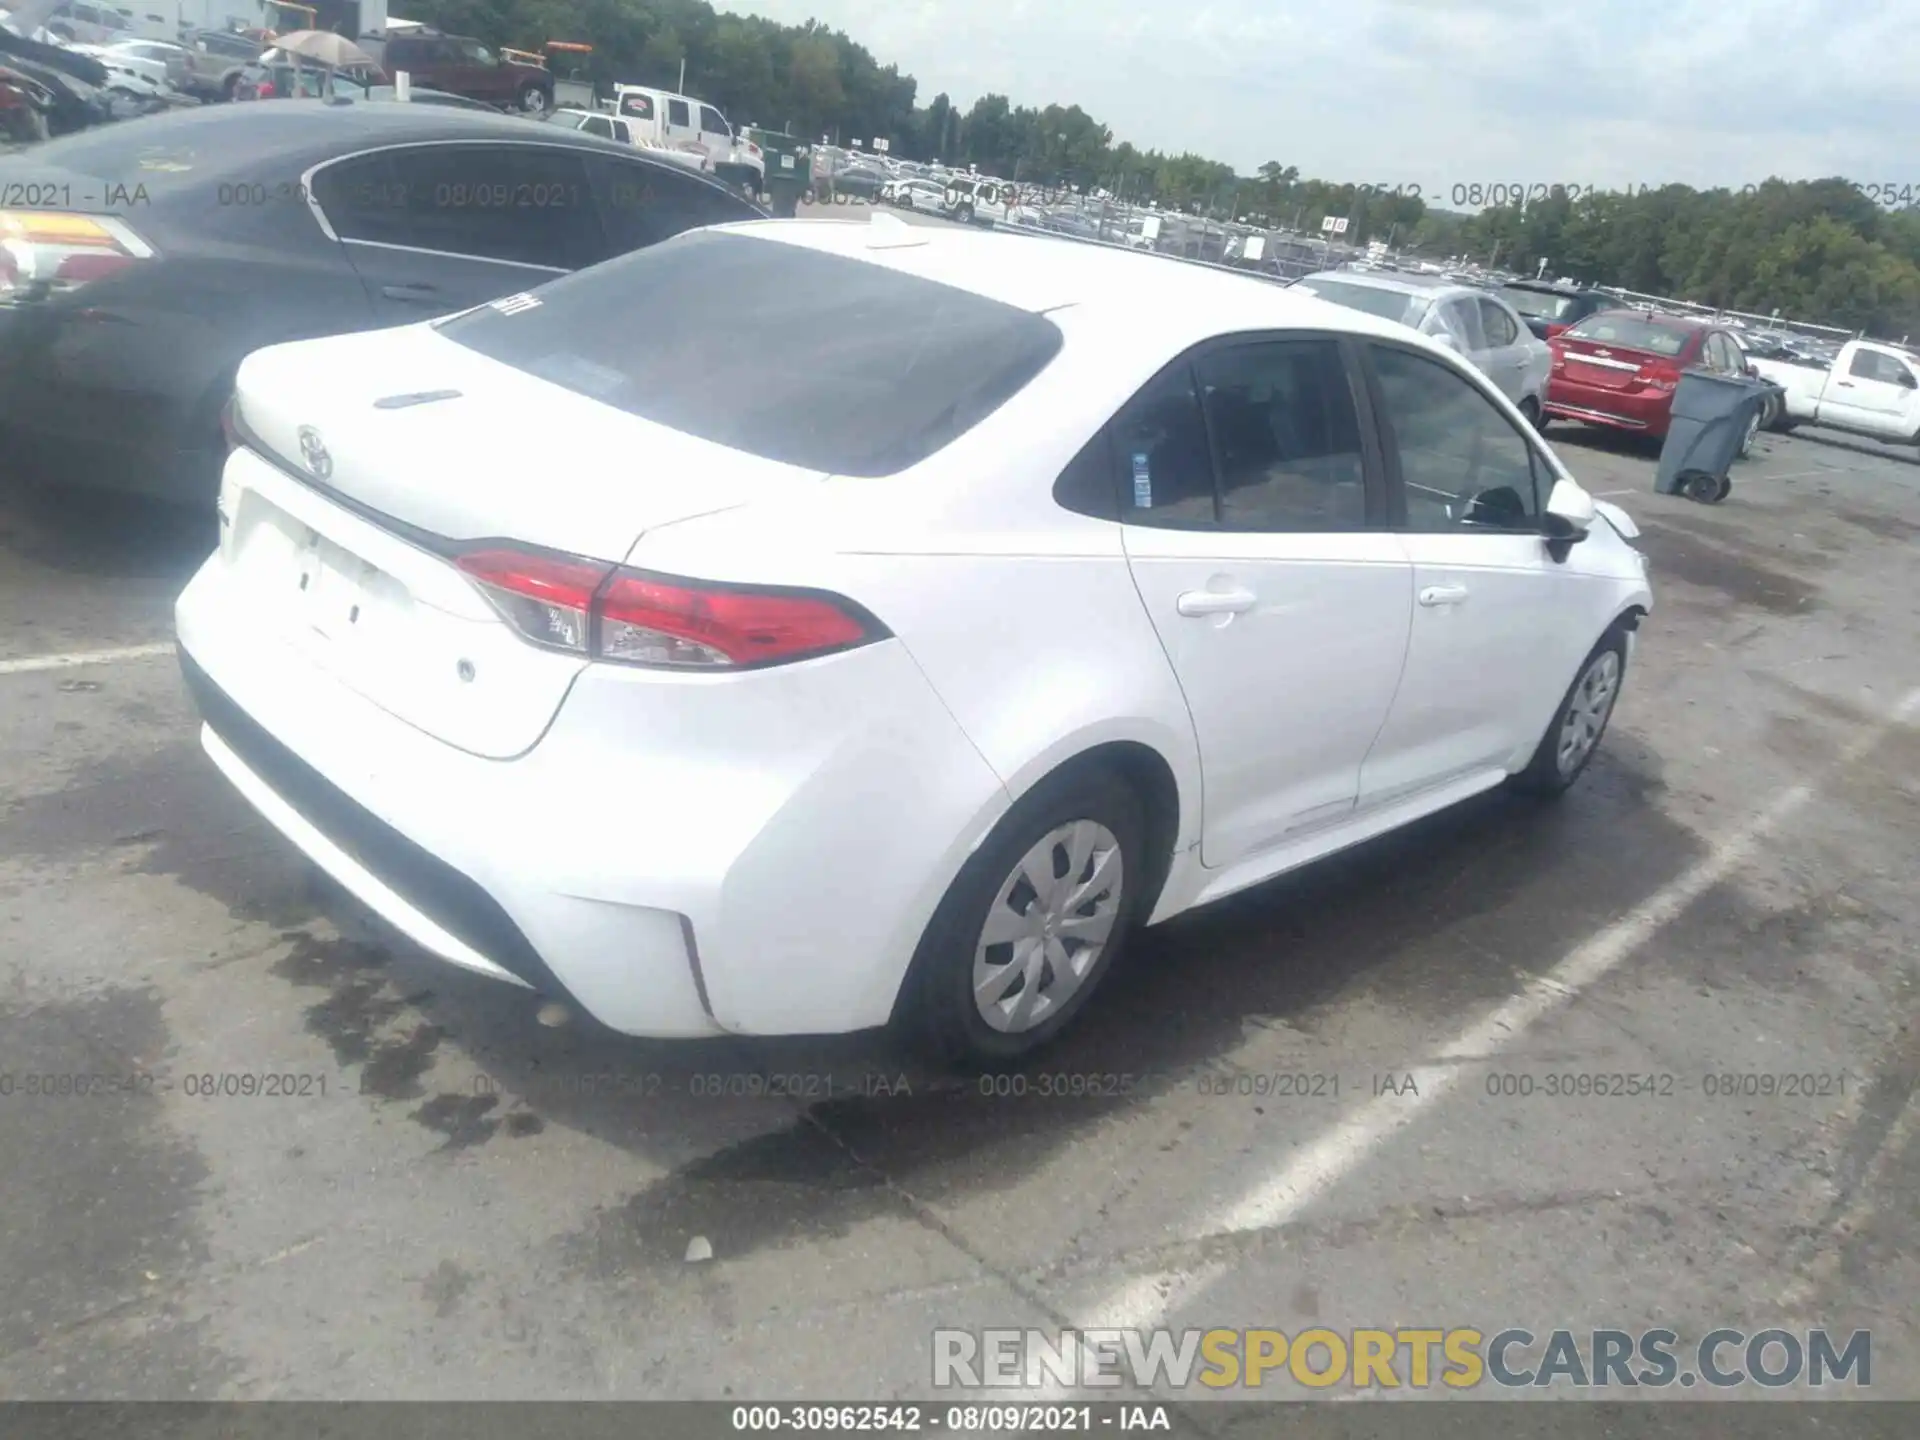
top-left (297, 426), bottom-right (333, 481)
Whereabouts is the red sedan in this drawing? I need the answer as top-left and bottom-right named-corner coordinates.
top-left (1544, 310), bottom-right (1751, 440)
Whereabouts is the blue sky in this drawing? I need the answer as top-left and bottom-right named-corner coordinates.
top-left (728, 0), bottom-right (1913, 190)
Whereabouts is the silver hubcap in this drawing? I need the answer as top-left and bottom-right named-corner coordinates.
top-left (973, 820), bottom-right (1124, 1034)
top-left (1557, 650), bottom-right (1620, 776)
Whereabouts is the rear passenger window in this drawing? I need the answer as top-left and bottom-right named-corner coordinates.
top-left (1053, 428), bottom-right (1118, 520)
top-left (668, 98), bottom-right (691, 126)
top-left (1476, 297), bottom-right (1518, 347)
top-left (1196, 340), bottom-right (1367, 532)
top-left (1113, 366), bottom-right (1215, 526)
top-left (586, 156), bottom-right (757, 255)
top-left (314, 145), bottom-right (605, 271)
top-left (1371, 345), bottom-right (1541, 531)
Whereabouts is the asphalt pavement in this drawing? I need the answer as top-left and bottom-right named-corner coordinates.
top-left (2, 395), bottom-right (1918, 1402)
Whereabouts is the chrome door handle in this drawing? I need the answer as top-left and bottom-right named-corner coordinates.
top-left (1176, 588), bottom-right (1257, 616)
top-left (1419, 584), bottom-right (1470, 607)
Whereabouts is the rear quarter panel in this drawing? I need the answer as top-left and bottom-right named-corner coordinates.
top-left (622, 312), bottom-right (1209, 870)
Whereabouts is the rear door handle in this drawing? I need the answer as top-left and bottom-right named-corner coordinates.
top-left (380, 283), bottom-right (441, 302)
top-left (1419, 584), bottom-right (1470, 607)
top-left (1176, 588), bottom-right (1258, 617)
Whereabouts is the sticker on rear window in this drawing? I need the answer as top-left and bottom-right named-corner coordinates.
top-left (1131, 451), bottom-right (1152, 509)
top-left (490, 293), bottom-right (542, 316)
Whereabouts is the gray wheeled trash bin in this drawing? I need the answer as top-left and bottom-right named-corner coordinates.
top-left (1655, 370), bottom-right (1769, 503)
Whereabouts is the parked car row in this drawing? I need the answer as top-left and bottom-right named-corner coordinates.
top-left (1289, 271), bottom-right (1554, 423)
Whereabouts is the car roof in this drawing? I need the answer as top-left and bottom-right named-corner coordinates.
top-left (11, 99), bottom-right (738, 195)
top-left (1301, 269), bottom-right (1484, 299)
top-left (725, 218), bottom-right (1437, 347)
top-left (1501, 278), bottom-right (1600, 296)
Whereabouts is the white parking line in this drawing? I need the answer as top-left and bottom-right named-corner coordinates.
top-left (0, 642), bottom-right (175, 677)
top-left (1053, 683), bottom-right (1920, 1378)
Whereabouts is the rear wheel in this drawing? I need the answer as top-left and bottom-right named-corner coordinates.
top-left (516, 83), bottom-right (549, 115)
top-left (1518, 396), bottom-right (1542, 430)
top-left (1511, 625), bottom-right (1629, 798)
top-left (906, 769), bottom-right (1147, 1068)
top-left (1736, 408), bottom-right (1761, 459)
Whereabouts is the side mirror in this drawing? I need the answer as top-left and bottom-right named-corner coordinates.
top-left (1542, 478), bottom-right (1595, 556)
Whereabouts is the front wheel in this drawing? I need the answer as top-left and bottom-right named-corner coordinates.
top-left (1518, 396), bottom-right (1542, 430)
top-left (1511, 625), bottom-right (1629, 798)
top-left (904, 769), bottom-right (1147, 1068)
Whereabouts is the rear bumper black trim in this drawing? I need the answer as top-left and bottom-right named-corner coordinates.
top-left (178, 646), bottom-right (575, 1004)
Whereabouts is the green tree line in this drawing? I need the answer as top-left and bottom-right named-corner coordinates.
top-left (405, 0), bottom-right (1920, 337)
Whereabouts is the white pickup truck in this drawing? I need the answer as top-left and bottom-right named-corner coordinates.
top-left (1745, 337), bottom-right (1920, 444)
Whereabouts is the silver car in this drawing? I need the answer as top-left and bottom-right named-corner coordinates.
top-left (1293, 270), bottom-right (1554, 423)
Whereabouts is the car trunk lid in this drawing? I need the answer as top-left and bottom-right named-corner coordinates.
top-left (1553, 333), bottom-right (1685, 394)
top-left (220, 323), bottom-right (822, 759)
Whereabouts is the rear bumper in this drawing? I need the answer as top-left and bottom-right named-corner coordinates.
top-left (1545, 380), bottom-right (1673, 437)
top-left (2, 419), bottom-right (219, 503)
top-left (175, 551), bottom-right (1010, 1039)
top-left (0, 309), bottom-right (222, 504)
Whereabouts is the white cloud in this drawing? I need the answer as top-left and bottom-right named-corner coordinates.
top-left (723, 0), bottom-right (1914, 187)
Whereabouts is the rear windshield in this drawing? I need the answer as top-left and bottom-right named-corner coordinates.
top-left (435, 229), bottom-right (1064, 477)
top-left (1501, 287), bottom-right (1576, 322)
top-left (1296, 279), bottom-right (1425, 326)
top-left (1562, 313), bottom-right (1693, 356)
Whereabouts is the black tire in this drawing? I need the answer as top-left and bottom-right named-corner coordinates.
top-left (957, 202), bottom-right (975, 224)
top-left (1518, 396), bottom-right (1542, 430)
top-left (904, 767), bottom-right (1149, 1069)
top-left (1681, 469), bottom-right (1727, 503)
top-left (1736, 408), bottom-right (1760, 460)
top-left (1511, 624), bottom-right (1629, 798)
top-left (516, 83), bottom-right (550, 115)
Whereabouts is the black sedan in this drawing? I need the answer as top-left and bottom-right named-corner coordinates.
top-left (0, 100), bottom-right (763, 504)
top-left (1497, 280), bottom-right (1629, 340)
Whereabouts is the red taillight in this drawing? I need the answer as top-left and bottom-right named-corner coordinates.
top-left (1638, 361), bottom-right (1682, 392)
top-left (597, 571), bottom-right (874, 668)
top-left (456, 549), bottom-right (609, 653)
top-left (456, 550), bottom-right (883, 670)
top-left (256, 82), bottom-right (275, 98)
top-left (1, 209), bottom-right (151, 304)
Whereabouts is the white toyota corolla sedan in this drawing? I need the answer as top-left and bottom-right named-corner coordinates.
top-left (176, 213), bottom-right (1653, 1066)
